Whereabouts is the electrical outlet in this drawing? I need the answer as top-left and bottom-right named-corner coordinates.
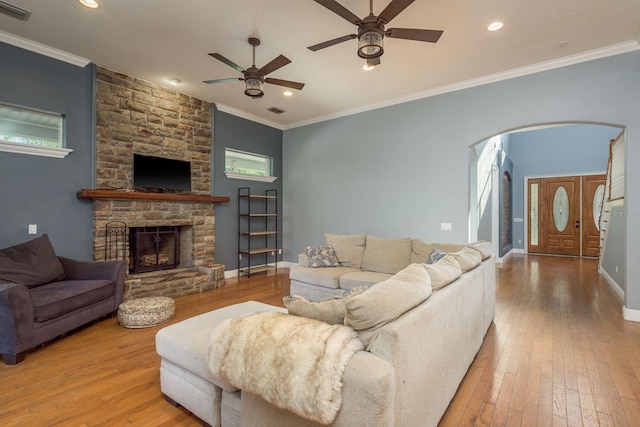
top-left (28, 224), bottom-right (37, 234)
top-left (238, 254), bottom-right (242, 260)
top-left (278, 249), bottom-right (282, 255)
top-left (518, 239), bottom-right (522, 244)
top-left (271, 251), bottom-right (275, 256)
top-left (440, 223), bottom-right (452, 231)
top-left (616, 265), bottom-right (619, 274)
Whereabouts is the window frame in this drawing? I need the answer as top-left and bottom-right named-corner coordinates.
top-left (0, 102), bottom-right (71, 158)
top-left (224, 148), bottom-right (277, 183)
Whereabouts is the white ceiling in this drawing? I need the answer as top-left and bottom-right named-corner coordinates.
top-left (1, 0), bottom-right (639, 129)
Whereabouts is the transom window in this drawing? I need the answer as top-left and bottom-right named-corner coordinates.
top-left (224, 148), bottom-right (276, 182)
top-left (0, 103), bottom-right (71, 158)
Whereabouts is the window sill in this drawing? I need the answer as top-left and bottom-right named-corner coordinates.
top-left (225, 171), bottom-right (278, 183)
top-left (0, 141), bottom-right (73, 158)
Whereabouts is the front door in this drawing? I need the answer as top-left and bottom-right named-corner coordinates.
top-left (528, 174), bottom-right (607, 257)
top-left (582, 175), bottom-right (607, 257)
top-left (541, 177), bottom-right (581, 256)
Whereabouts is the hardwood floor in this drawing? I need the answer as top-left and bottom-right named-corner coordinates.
top-left (2, 255), bottom-right (639, 426)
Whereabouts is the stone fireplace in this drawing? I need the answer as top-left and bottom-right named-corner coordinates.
top-left (83, 67), bottom-right (227, 301)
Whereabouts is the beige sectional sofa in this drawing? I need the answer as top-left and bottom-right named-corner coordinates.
top-left (156, 233), bottom-right (496, 427)
top-left (290, 233), bottom-right (487, 300)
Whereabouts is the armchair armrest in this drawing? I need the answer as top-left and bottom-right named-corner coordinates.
top-left (0, 282), bottom-right (35, 361)
top-left (58, 257), bottom-right (127, 306)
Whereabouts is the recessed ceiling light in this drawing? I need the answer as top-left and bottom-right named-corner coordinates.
top-left (363, 63), bottom-right (375, 71)
top-left (487, 21), bottom-right (504, 32)
top-left (167, 78), bottom-right (181, 86)
top-left (283, 90), bottom-right (293, 97)
top-left (78, 0), bottom-right (99, 8)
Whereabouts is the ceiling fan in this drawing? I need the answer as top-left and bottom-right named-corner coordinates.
top-left (308, 0), bottom-right (443, 67)
top-left (204, 37), bottom-right (305, 98)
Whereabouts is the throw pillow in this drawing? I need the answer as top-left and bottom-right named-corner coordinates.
top-left (424, 255), bottom-right (462, 290)
top-left (305, 245), bottom-right (340, 268)
top-left (427, 248), bottom-right (447, 264)
top-left (361, 235), bottom-right (412, 274)
top-left (0, 234), bottom-right (64, 287)
top-left (344, 264), bottom-right (432, 348)
top-left (284, 286), bottom-right (368, 325)
top-left (324, 233), bottom-right (366, 269)
top-left (448, 246), bottom-right (482, 272)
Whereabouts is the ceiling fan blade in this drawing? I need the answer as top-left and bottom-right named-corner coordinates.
top-left (313, 0), bottom-right (361, 25)
top-left (385, 28), bottom-right (443, 43)
top-left (259, 55), bottom-right (291, 76)
top-left (203, 78), bottom-right (243, 84)
top-left (208, 53), bottom-right (245, 73)
top-left (307, 34), bottom-right (357, 51)
top-left (265, 78), bottom-right (305, 90)
top-left (378, 0), bottom-right (415, 24)
top-left (367, 57), bottom-right (381, 66)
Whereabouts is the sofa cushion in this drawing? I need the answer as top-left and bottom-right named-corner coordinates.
top-left (345, 263), bottom-right (432, 348)
top-left (449, 246), bottom-right (482, 272)
top-left (339, 271), bottom-right (392, 290)
top-left (284, 286), bottom-right (368, 325)
top-left (324, 233), bottom-right (366, 269)
top-left (305, 245), bottom-right (341, 268)
top-left (290, 265), bottom-right (360, 289)
top-left (469, 241), bottom-right (493, 260)
top-left (29, 279), bottom-right (115, 322)
top-left (425, 255), bottom-right (462, 290)
top-left (0, 234), bottom-right (64, 287)
top-left (410, 239), bottom-right (467, 264)
top-left (361, 235), bottom-right (412, 274)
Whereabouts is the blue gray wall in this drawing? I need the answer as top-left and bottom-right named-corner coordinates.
top-left (507, 123), bottom-right (621, 250)
top-left (0, 42), bottom-right (95, 259)
top-left (283, 51), bottom-right (640, 311)
top-left (212, 107), bottom-right (283, 271)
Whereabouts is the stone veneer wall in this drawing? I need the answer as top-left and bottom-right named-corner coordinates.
top-left (94, 67), bottom-right (224, 300)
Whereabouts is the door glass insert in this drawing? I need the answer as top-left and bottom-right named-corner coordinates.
top-left (593, 184), bottom-right (605, 230)
top-left (553, 186), bottom-right (569, 232)
top-left (530, 183), bottom-right (538, 246)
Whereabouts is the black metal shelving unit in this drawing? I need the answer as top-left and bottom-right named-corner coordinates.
top-left (238, 187), bottom-right (278, 276)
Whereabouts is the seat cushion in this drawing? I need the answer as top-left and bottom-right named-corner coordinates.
top-left (339, 271), bottom-right (392, 290)
top-left (289, 265), bottom-right (359, 289)
top-left (30, 279), bottom-right (115, 322)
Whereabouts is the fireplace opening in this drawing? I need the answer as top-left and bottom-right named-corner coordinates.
top-left (129, 226), bottom-right (180, 274)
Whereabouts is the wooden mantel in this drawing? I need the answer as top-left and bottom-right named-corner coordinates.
top-left (77, 189), bottom-right (230, 203)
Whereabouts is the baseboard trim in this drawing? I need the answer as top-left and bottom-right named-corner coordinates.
top-left (224, 261), bottom-right (291, 279)
top-left (599, 267), bottom-right (625, 303)
top-left (623, 307), bottom-right (640, 323)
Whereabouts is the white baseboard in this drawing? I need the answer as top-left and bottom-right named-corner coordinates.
top-left (599, 267), bottom-right (625, 302)
top-left (224, 261), bottom-right (291, 279)
top-left (623, 306), bottom-right (640, 322)
top-left (598, 267), bottom-right (639, 322)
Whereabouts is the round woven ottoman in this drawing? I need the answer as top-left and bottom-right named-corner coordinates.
top-left (118, 296), bottom-right (175, 328)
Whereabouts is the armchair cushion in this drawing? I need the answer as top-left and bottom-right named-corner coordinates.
top-left (29, 279), bottom-right (115, 322)
top-left (0, 235), bottom-right (64, 287)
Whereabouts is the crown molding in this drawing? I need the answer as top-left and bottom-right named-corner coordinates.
top-left (215, 103), bottom-right (284, 130)
top-left (0, 30), bottom-right (90, 67)
top-left (284, 40), bottom-right (640, 130)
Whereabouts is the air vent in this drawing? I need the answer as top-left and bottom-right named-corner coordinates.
top-left (0, 1), bottom-right (31, 20)
top-left (267, 107), bottom-right (285, 115)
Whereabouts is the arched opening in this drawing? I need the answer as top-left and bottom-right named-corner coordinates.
top-left (468, 122), bottom-right (624, 266)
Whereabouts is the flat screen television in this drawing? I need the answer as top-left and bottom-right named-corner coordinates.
top-left (133, 154), bottom-right (191, 192)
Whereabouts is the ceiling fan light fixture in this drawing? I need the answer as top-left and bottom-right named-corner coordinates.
top-left (78, 0), bottom-right (99, 9)
top-left (358, 30), bottom-right (384, 59)
top-left (244, 78), bottom-right (264, 98)
top-left (487, 21), bottom-right (504, 32)
top-left (363, 63), bottom-right (375, 71)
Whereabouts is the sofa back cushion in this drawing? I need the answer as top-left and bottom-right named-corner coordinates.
top-left (0, 234), bottom-right (64, 287)
top-left (345, 263), bottom-right (432, 348)
top-left (425, 255), bottom-right (462, 290)
top-left (361, 235), bottom-right (412, 274)
top-left (449, 246), bottom-right (482, 272)
top-left (324, 233), bottom-right (366, 269)
top-left (410, 239), bottom-right (466, 264)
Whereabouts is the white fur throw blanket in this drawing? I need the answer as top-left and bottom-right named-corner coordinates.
top-left (207, 311), bottom-right (363, 425)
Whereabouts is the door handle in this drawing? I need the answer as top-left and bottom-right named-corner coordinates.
top-left (575, 219), bottom-right (580, 229)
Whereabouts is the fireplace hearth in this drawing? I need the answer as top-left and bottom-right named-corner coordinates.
top-left (129, 226), bottom-right (180, 274)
